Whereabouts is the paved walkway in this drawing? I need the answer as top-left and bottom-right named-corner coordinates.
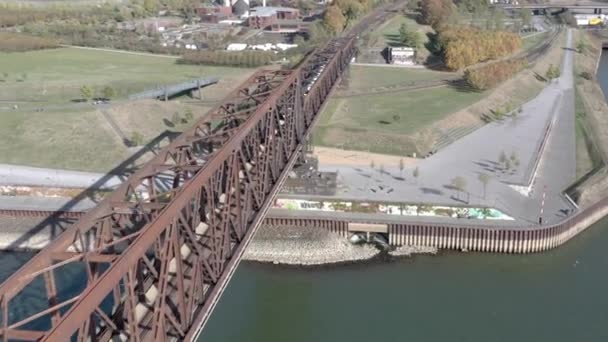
top-left (318, 29), bottom-right (577, 225)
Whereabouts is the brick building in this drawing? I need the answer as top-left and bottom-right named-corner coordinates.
top-left (247, 6), bottom-right (300, 30)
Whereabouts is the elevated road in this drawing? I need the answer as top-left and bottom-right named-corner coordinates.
top-left (497, 1), bottom-right (608, 10)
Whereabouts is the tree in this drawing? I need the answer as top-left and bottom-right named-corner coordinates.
top-left (421, 0), bottom-right (454, 28)
top-left (521, 7), bottom-right (532, 27)
top-left (399, 23), bottom-right (422, 48)
top-left (102, 86), bottom-right (115, 99)
top-left (335, 0), bottom-right (363, 22)
top-left (323, 5), bottom-right (346, 34)
top-left (184, 108), bottom-right (194, 122)
top-left (451, 176), bottom-right (467, 200)
top-left (546, 64), bottom-right (561, 80)
top-left (577, 40), bottom-right (586, 54)
top-left (130, 131), bottom-right (144, 146)
top-left (144, 0), bottom-right (158, 14)
top-left (171, 112), bottom-right (182, 125)
top-left (80, 85), bottom-right (93, 100)
top-left (499, 150), bottom-right (507, 164)
top-left (478, 173), bottom-right (490, 199)
top-left (413, 166), bottom-right (420, 183)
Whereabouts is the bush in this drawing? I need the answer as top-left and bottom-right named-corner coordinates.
top-left (439, 26), bottom-right (522, 70)
top-left (464, 59), bottom-right (524, 90)
top-left (580, 71), bottom-right (593, 81)
top-left (0, 32), bottom-right (58, 52)
top-left (545, 64), bottom-right (560, 80)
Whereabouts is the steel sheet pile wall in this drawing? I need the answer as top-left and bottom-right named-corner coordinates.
top-left (0, 36), bottom-right (356, 341)
top-left (387, 198), bottom-right (608, 253)
top-left (263, 197), bottom-right (608, 254)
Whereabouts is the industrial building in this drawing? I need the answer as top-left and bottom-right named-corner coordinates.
top-left (248, 6), bottom-right (300, 30)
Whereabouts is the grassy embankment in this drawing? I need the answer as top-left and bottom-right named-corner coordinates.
top-left (569, 29), bottom-right (608, 206)
top-left (313, 15), bottom-right (564, 158)
top-left (0, 47), bottom-right (253, 172)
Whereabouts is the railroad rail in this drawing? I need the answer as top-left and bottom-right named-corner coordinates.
top-left (0, 31), bottom-right (357, 342)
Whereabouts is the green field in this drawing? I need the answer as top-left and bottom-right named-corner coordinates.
top-left (0, 108), bottom-right (127, 172)
top-left (347, 65), bottom-right (451, 90)
top-left (313, 66), bottom-right (484, 156)
top-left (0, 47), bottom-right (251, 104)
top-left (0, 47), bottom-right (253, 171)
top-left (522, 31), bottom-right (550, 51)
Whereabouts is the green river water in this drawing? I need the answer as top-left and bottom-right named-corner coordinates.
top-left (198, 218), bottom-right (608, 342)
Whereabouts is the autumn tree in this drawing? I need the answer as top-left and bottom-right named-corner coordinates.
top-left (440, 26), bottom-right (522, 70)
top-left (323, 5), bottom-right (346, 34)
top-left (421, 0), bottom-right (455, 29)
top-left (335, 0), bottom-right (363, 22)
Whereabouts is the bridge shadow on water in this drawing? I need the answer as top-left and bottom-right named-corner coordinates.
top-left (6, 130), bottom-right (182, 252)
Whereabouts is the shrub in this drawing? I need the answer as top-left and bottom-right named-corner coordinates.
top-left (440, 26), bottom-right (522, 70)
top-left (580, 71), bottom-right (593, 81)
top-left (464, 59), bottom-right (524, 90)
top-left (0, 32), bottom-right (58, 52)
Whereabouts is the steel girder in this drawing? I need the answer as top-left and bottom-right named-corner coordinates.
top-left (0, 36), bottom-right (356, 342)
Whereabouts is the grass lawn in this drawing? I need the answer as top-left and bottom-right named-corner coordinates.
top-left (0, 47), bottom-right (252, 104)
top-left (0, 108), bottom-right (127, 172)
top-left (522, 31), bottom-right (550, 51)
top-left (0, 47), bottom-right (254, 171)
top-left (365, 14), bottom-right (433, 60)
top-left (347, 65), bottom-right (452, 90)
top-left (313, 85), bottom-right (485, 156)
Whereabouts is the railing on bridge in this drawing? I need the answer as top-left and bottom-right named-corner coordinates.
top-left (0, 37), bottom-right (356, 341)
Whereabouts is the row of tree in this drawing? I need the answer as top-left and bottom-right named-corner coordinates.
top-left (0, 33), bottom-right (58, 52)
top-left (439, 26), bottom-right (521, 70)
top-left (178, 50), bottom-right (275, 67)
top-left (464, 59), bottom-right (525, 90)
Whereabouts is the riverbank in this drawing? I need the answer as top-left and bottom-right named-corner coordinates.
top-left (243, 225), bottom-right (380, 266)
top-left (243, 225), bottom-right (437, 266)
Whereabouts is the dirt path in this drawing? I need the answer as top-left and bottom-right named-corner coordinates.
top-left (313, 146), bottom-right (418, 167)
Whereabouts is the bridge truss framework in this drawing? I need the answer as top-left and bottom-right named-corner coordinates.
top-left (0, 37), bottom-right (356, 341)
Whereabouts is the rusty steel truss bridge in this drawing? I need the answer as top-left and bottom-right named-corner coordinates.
top-left (0, 34), bottom-right (358, 342)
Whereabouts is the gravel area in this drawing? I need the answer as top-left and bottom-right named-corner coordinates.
top-left (243, 225), bottom-right (380, 266)
top-left (389, 244), bottom-right (437, 257)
